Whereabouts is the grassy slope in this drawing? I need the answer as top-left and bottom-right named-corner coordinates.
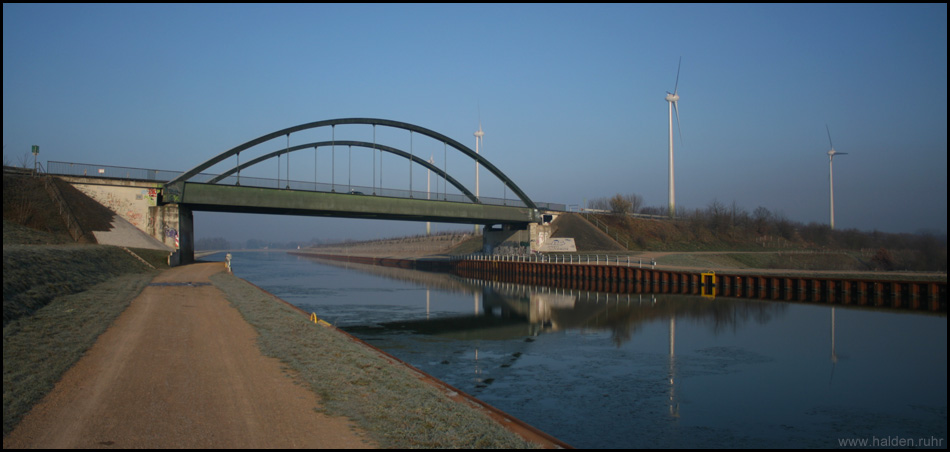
top-left (582, 213), bottom-right (947, 274)
top-left (3, 236), bottom-right (163, 327)
top-left (3, 172), bottom-right (166, 437)
top-left (3, 272), bottom-right (156, 436)
top-left (3, 224), bottom-right (163, 436)
top-left (211, 272), bottom-right (536, 448)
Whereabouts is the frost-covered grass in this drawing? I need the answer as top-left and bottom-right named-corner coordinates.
top-left (3, 273), bottom-right (155, 437)
top-left (210, 271), bottom-right (537, 449)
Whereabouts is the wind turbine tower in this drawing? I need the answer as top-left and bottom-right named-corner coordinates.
top-left (427, 154), bottom-right (434, 236)
top-left (475, 122), bottom-right (484, 199)
top-left (474, 122), bottom-right (485, 234)
top-left (826, 125), bottom-right (847, 230)
top-left (665, 57), bottom-right (684, 218)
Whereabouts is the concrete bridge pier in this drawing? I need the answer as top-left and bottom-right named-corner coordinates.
top-left (169, 206), bottom-right (194, 267)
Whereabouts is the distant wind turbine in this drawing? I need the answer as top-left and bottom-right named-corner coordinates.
top-left (826, 125), bottom-right (848, 230)
top-left (475, 121), bottom-right (484, 200)
top-left (665, 57), bottom-right (684, 218)
top-left (474, 115), bottom-right (485, 235)
top-left (427, 154), bottom-right (434, 236)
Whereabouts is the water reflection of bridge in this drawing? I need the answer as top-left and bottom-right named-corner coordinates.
top-left (297, 254), bottom-right (787, 346)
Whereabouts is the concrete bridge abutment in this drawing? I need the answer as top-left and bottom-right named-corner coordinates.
top-left (58, 175), bottom-right (181, 252)
top-left (482, 222), bottom-right (553, 255)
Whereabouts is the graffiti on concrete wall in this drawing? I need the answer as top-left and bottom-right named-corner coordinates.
top-left (538, 237), bottom-right (577, 252)
top-left (493, 240), bottom-right (531, 256)
top-left (72, 184), bottom-right (152, 230)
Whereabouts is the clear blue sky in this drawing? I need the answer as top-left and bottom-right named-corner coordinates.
top-left (4, 4), bottom-right (947, 243)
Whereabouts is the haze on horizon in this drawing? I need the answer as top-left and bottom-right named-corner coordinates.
top-left (3, 4), bottom-right (946, 244)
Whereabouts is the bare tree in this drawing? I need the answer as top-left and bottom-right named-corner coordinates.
top-left (16, 153), bottom-right (33, 169)
top-left (588, 197), bottom-right (610, 211)
top-left (753, 206), bottom-right (772, 235)
top-left (609, 194), bottom-right (632, 215)
top-left (624, 193), bottom-right (643, 214)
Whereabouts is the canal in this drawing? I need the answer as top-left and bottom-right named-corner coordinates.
top-left (220, 251), bottom-right (947, 449)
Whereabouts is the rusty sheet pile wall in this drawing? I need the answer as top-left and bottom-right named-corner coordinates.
top-left (294, 253), bottom-right (947, 312)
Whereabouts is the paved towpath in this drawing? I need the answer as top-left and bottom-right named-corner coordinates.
top-left (3, 263), bottom-right (375, 449)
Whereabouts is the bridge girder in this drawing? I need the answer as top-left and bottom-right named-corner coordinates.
top-left (165, 118), bottom-right (538, 210)
top-left (170, 182), bottom-right (538, 225)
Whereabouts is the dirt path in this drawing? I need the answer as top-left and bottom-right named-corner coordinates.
top-left (3, 263), bottom-right (374, 449)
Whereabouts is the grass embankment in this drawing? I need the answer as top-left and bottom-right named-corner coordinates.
top-left (3, 223), bottom-right (168, 327)
top-left (3, 224), bottom-right (164, 436)
top-left (4, 170), bottom-right (170, 437)
top-left (651, 250), bottom-right (874, 272)
top-left (587, 212), bottom-right (947, 273)
top-left (210, 271), bottom-right (537, 448)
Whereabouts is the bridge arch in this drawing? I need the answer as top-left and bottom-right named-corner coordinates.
top-left (166, 118), bottom-right (537, 210)
top-left (206, 140), bottom-right (478, 202)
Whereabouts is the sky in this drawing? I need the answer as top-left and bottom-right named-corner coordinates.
top-left (4, 4), bottom-right (947, 243)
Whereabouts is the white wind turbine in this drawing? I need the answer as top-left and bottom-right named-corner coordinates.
top-left (665, 57), bottom-right (684, 218)
top-left (826, 125), bottom-right (848, 230)
top-left (474, 120), bottom-right (485, 235)
top-left (427, 154), bottom-right (434, 236)
top-left (474, 121), bottom-right (484, 199)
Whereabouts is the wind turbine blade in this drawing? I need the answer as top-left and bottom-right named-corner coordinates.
top-left (673, 56), bottom-right (681, 94)
top-left (674, 102), bottom-right (684, 145)
top-left (826, 124), bottom-right (834, 150)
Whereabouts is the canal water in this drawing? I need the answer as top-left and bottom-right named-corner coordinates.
top-left (219, 251), bottom-right (947, 449)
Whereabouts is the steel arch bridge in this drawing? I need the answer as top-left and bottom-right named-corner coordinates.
top-left (161, 118), bottom-right (544, 265)
top-left (164, 117), bottom-right (537, 211)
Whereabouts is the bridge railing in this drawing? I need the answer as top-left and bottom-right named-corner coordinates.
top-left (47, 161), bottom-right (189, 182)
top-left (46, 160), bottom-right (566, 212)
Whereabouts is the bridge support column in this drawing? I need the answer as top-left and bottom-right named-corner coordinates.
top-left (170, 206), bottom-right (194, 266)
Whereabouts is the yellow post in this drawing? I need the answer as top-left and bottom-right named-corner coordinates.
top-left (701, 272), bottom-right (717, 298)
top-left (309, 312), bottom-right (330, 326)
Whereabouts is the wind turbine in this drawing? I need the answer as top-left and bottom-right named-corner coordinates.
top-left (475, 121), bottom-right (484, 199)
top-left (665, 57), bottom-right (684, 218)
top-left (474, 120), bottom-right (485, 235)
top-left (427, 154), bottom-right (434, 236)
top-left (826, 125), bottom-right (847, 230)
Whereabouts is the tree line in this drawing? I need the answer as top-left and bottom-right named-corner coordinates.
top-left (587, 193), bottom-right (947, 271)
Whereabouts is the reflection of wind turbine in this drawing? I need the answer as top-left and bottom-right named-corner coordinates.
top-left (826, 125), bottom-right (847, 230)
top-left (668, 316), bottom-right (680, 418)
top-left (830, 307), bottom-right (837, 384)
top-left (665, 58), bottom-right (684, 218)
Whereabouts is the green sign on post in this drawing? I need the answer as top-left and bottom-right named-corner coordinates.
top-left (30, 145), bottom-right (40, 175)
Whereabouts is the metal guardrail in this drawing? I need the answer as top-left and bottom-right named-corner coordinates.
top-left (582, 212), bottom-right (630, 249)
top-left (454, 252), bottom-right (658, 267)
top-left (46, 161), bottom-right (566, 211)
top-left (47, 161), bottom-right (186, 182)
